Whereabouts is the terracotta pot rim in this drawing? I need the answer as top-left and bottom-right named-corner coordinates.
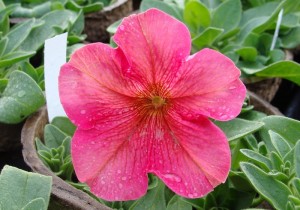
top-left (21, 91), bottom-right (281, 209)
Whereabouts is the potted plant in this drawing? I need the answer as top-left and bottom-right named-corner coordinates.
top-left (21, 9), bottom-right (300, 209)
top-left (0, 1), bottom-right (85, 151)
top-left (4, 0), bottom-right (133, 43)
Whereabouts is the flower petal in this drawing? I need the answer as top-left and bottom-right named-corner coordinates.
top-left (59, 43), bottom-right (137, 129)
top-left (171, 48), bottom-right (246, 121)
top-left (113, 8), bottom-right (191, 86)
top-left (72, 128), bottom-right (148, 201)
top-left (72, 109), bottom-right (230, 200)
top-left (149, 111), bottom-right (230, 198)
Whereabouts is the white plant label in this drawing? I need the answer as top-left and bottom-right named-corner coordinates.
top-left (44, 33), bottom-right (68, 121)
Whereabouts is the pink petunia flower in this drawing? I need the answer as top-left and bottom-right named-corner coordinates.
top-left (59, 9), bottom-right (246, 201)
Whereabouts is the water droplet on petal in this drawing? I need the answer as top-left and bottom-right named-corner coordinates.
top-left (101, 180), bottom-right (105, 184)
top-left (121, 176), bottom-right (127, 181)
top-left (80, 110), bottom-right (86, 114)
top-left (119, 25), bottom-right (125, 31)
top-left (163, 173), bottom-right (182, 183)
top-left (219, 114), bottom-right (228, 120)
top-left (117, 170), bottom-right (121, 174)
top-left (188, 193), bottom-right (194, 198)
top-left (118, 183), bottom-right (123, 189)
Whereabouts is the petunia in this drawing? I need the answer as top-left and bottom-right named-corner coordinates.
top-left (59, 9), bottom-right (246, 201)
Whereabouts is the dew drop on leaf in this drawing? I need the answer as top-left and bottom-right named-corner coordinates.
top-left (17, 90), bottom-right (26, 97)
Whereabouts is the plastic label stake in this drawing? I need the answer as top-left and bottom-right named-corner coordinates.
top-left (44, 33), bottom-right (68, 121)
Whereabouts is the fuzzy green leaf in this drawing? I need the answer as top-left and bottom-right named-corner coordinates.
top-left (0, 165), bottom-right (52, 210)
top-left (192, 27), bottom-right (223, 49)
top-left (244, 61), bottom-right (300, 86)
top-left (44, 124), bottom-right (67, 149)
top-left (21, 198), bottom-right (45, 210)
top-left (215, 118), bottom-right (264, 141)
top-left (130, 180), bottom-right (166, 210)
top-left (295, 141), bottom-right (300, 178)
top-left (17, 10), bottom-right (78, 52)
top-left (236, 47), bottom-right (257, 62)
top-left (140, 0), bottom-right (183, 21)
top-left (241, 162), bottom-right (292, 210)
top-left (0, 71), bottom-right (45, 123)
top-left (269, 131), bottom-right (292, 158)
top-left (51, 116), bottom-right (76, 137)
top-left (183, 0), bottom-right (210, 32)
top-left (258, 116), bottom-right (300, 152)
top-left (167, 195), bottom-right (192, 210)
top-left (0, 51), bottom-right (36, 68)
top-left (211, 0), bottom-right (242, 35)
top-left (281, 26), bottom-right (300, 49)
top-left (240, 149), bottom-right (272, 171)
top-left (3, 19), bottom-right (40, 55)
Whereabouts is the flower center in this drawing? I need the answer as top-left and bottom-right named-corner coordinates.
top-left (151, 96), bottom-right (165, 109)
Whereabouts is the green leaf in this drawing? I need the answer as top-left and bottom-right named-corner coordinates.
top-left (0, 71), bottom-right (45, 124)
top-left (258, 116), bottom-right (300, 151)
top-left (140, 0), bottom-right (183, 21)
top-left (68, 9), bottom-right (84, 36)
top-left (292, 178), bottom-right (300, 196)
top-left (35, 138), bottom-right (50, 152)
top-left (238, 1), bottom-right (285, 42)
top-left (0, 79), bottom-right (8, 93)
top-left (295, 141), bottom-right (300, 178)
top-left (11, 2), bottom-right (52, 18)
top-left (65, 1), bottom-right (103, 13)
top-left (211, 0), bottom-right (242, 35)
top-left (201, 0), bottom-right (222, 9)
top-left (21, 198), bottom-right (45, 210)
top-left (61, 136), bottom-right (71, 158)
top-left (0, 51), bottom-right (36, 68)
top-left (269, 130), bottom-right (292, 158)
top-left (281, 26), bottom-right (300, 49)
top-left (229, 171), bottom-right (255, 192)
top-left (236, 47), bottom-right (257, 62)
top-left (283, 146), bottom-right (295, 167)
top-left (0, 4), bottom-right (19, 36)
top-left (107, 19), bottom-right (122, 34)
top-left (244, 61), bottom-right (300, 86)
top-left (268, 49), bottom-right (285, 64)
top-left (0, 37), bottom-right (8, 57)
top-left (51, 116), bottom-right (76, 137)
top-left (240, 162), bottom-right (292, 210)
top-left (21, 62), bottom-right (39, 82)
top-left (166, 195), bottom-right (192, 210)
top-left (0, 165), bottom-right (52, 210)
top-left (183, 0), bottom-right (210, 32)
top-left (215, 118), bottom-right (264, 141)
top-left (240, 149), bottom-right (272, 171)
top-left (44, 124), bottom-right (68, 149)
top-left (239, 110), bottom-right (267, 121)
top-left (17, 10), bottom-right (78, 52)
top-left (192, 27), bottom-right (223, 49)
top-left (270, 151), bottom-right (284, 171)
top-left (130, 179), bottom-right (166, 210)
top-left (4, 19), bottom-right (40, 55)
